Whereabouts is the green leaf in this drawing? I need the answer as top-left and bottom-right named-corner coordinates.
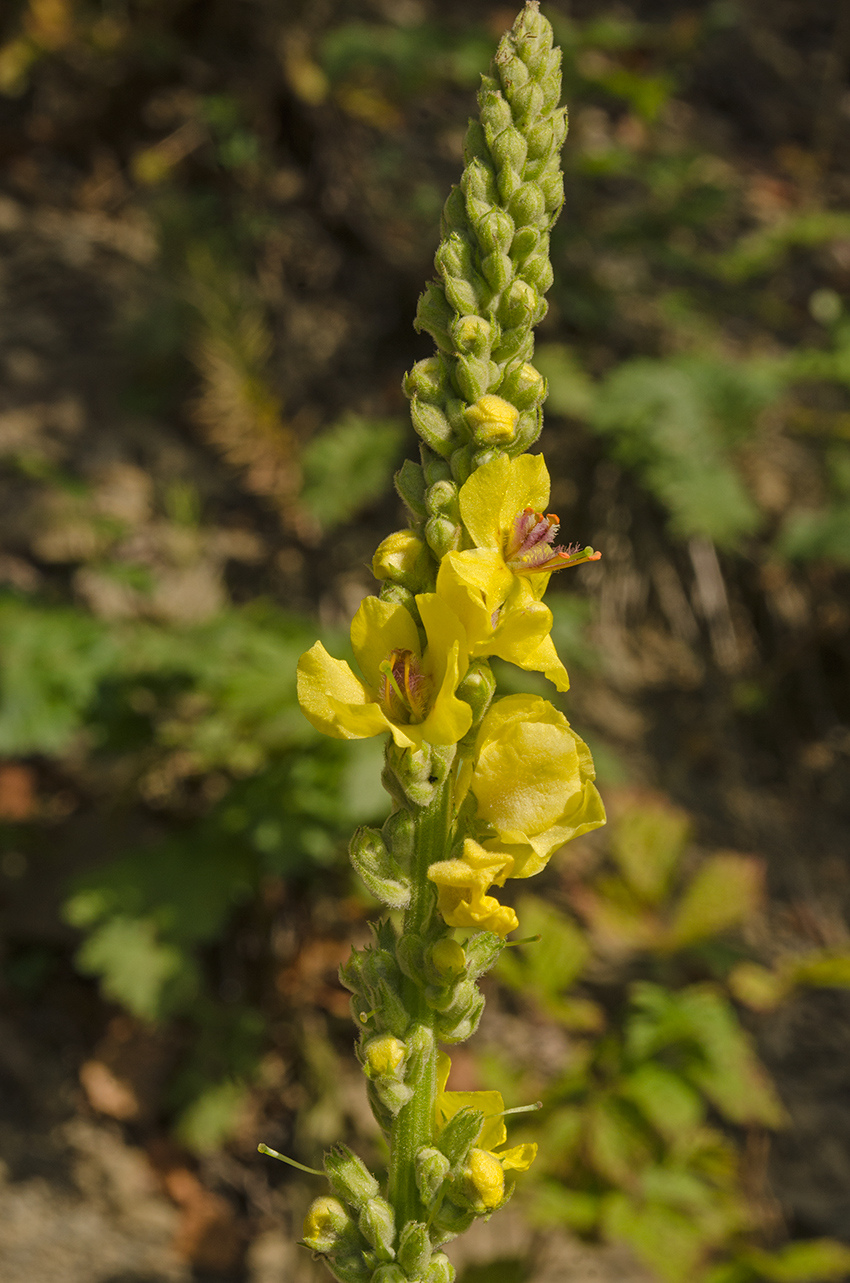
top-left (678, 987), bottom-right (785, 1128)
top-left (667, 854), bottom-right (763, 948)
top-left (609, 799), bottom-right (691, 905)
top-left (586, 1097), bottom-right (655, 1187)
top-left (601, 1192), bottom-right (708, 1283)
top-left (621, 1063), bottom-right (704, 1142)
top-left (75, 916), bottom-right (198, 1021)
top-left (300, 414), bottom-right (405, 530)
top-left (528, 1182), bottom-right (601, 1232)
top-left (174, 1078), bottom-right (248, 1153)
top-left (744, 1240), bottom-right (850, 1282)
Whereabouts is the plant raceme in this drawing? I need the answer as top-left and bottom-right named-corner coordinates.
top-left (280, 7), bottom-right (605, 1280)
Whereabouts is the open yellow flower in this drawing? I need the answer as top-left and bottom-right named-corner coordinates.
top-left (428, 838), bottom-right (518, 937)
top-left (297, 594), bottom-right (472, 750)
top-left (436, 454), bottom-right (600, 692)
top-left (436, 1051), bottom-right (537, 1185)
top-left (461, 693), bottom-right (606, 877)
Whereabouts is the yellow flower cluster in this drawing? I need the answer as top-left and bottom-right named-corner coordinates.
top-left (297, 452), bottom-right (605, 936)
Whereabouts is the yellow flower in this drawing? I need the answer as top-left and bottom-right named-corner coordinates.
top-left (297, 594), bottom-right (472, 750)
top-left (462, 694), bottom-right (606, 877)
top-left (435, 1052), bottom-right (537, 1194)
top-left (428, 838), bottom-right (519, 937)
top-left (437, 454), bottom-right (600, 692)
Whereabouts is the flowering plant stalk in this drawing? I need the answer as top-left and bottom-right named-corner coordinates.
top-left (270, 6), bottom-right (606, 1279)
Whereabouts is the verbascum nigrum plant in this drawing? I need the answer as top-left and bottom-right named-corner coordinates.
top-left (262, 7), bottom-right (606, 1280)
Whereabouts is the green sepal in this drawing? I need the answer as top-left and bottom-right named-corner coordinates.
top-left (350, 827), bottom-right (411, 911)
top-left (324, 1144), bottom-right (380, 1212)
top-left (358, 1197), bottom-right (396, 1261)
top-left (410, 398), bottom-right (455, 458)
top-left (397, 1221), bottom-right (432, 1278)
top-left (436, 1106), bottom-right (484, 1168)
top-left (395, 459), bottom-right (427, 519)
top-left (423, 1253), bottom-right (457, 1283)
top-left (415, 1147), bottom-right (451, 1207)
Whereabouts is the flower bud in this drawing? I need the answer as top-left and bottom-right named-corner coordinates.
top-left (395, 932), bottom-right (426, 983)
top-left (497, 361), bottom-right (545, 411)
top-left (475, 207), bottom-right (514, 256)
top-left (511, 81), bottom-right (544, 128)
top-left (410, 398), bottom-right (454, 459)
top-left (425, 515), bottom-right (462, 560)
top-left (415, 1147), bottom-right (451, 1206)
top-left (362, 1034), bottom-right (406, 1079)
top-left (444, 275), bottom-right (481, 318)
top-left (464, 931), bottom-right (504, 979)
top-left (481, 251), bottom-right (513, 294)
top-left (404, 356), bottom-right (448, 403)
top-left (349, 826), bottom-right (411, 910)
top-left (372, 530), bottom-right (433, 594)
top-left (358, 1196), bottom-right (396, 1260)
top-left (324, 1144), bottom-right (380, 1210)
top-left (382, 806), bottom-right (415, 863)
top-left (507, 181), bottom-right (547, 227)
top-left (479, 89), bottom-right (512, 137)
top-left (428, 938), bottom-right (466, 981)
top-left (490, 126), bottom-right (528, 174)
top-left (461, 157), bottom-right (497, 205)
top-left (421, 448), bottom-right (452, 487)
top-left (424, 1253), bottom-right (457, 1283)
top-left (455, 660), bottom-right (496, 729)
top-left (522, 253), bottom-right (554, 294)
top-left (431, 1197), bottom-right (476, 1238)
top-left (415, 283), bottom-right (454, 352)
top-left (378, 581), bottom-right (419, 622)
top-left (498, 278), bottom-right (537, 329)
top-left (465, 395), bottom-right (519, 446)
top-left (436, 1105), bottom-right (484, 1167)
top-left (450, 314), bottom-right (494, 358)
top-left (436, 989), bottom-right (485, 1044)
top-left (374, 1076), bottom-right (415, 1114)
top-left (372, 1267), bottom-right (407, 1283)
top-left (440, 184), bottom-right (467, 235)
top-left (302, 1196), bottom-right (357, 1254)
top-left (329, 1256), bottom-right (373, 1283)
top-left (395, 459), bottom-right (427, 520)
top-left (461, 1148), bottom-right (504, 1212)
top-left (425, 479), bottom-right (460, 521)
top-left (454, 355), bottom-right (492, 405)
top-left (398, 1221), bottom-right (432, 1278)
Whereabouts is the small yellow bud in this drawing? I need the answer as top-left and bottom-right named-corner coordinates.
top-left (465, 1147), bottom-right (505, 1209)
top-left (464, 395), bottom-right (520, 444)
top-left (363, 1035), bottom-right (407, 1078)
top-left (430, 937), bottom-right (466, 978)
top-left (372, 530), bottom-right (431, 589)
top-left (302, 1196), bottom-right (352, 1252)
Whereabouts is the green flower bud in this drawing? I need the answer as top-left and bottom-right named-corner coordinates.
top-left (444, 397), bottom-right (471, 436)
top-left (372, 1267), bottom-right (408, 1283)
top-left (475, 208), bottom-right (514, 256)
top-left (512, 80), bottom-right (544, 128)
top-left (428, 937), bottom-right (466, 981)
top-left (395, 932), bottom-right (426, 983)
top-left (329, 1256), bottom-right (373, 1283)
top-left (440, 184), bottom-right (467, 235)
top-left (374, 1076), bottom-right (415, 1114)
top-left (509, 225), bottom-right (540, 262)
top-left (521, 253), bottom-right (554, 294)
top-left (454, 355), bottom-right (492, 404)
top-left (450, 313), bottom-right (495, 358)
top-left (350, 826), bottom-right (411, 910)
top-left (460, 158), bottom-right (497, 206)
top-left (424, 1253), bottom-right (457, 1283)
top-left (404, 356), bottom-right (448, 403)
top-left (324, 1145), bottom-right (380, 1211)
top-left (397, 1221), bottom-right (432, 1278)
top-left (507, 181), bottom-right (546, 227)
top-left (415, 1147), bottom-right (451, 1206)
top-left (464, 930), bottom-right (505, 979)
top-left (436, 989), bottom-right (485, 1044)
top-left (395, 459), bottom-right (427, 520)
top-left (497, 361), bottom-right (545, 411)
top-left (382, 806), bottom-right (415, 863)
top-left (463, 118), bottom-right (489, 166)
top-left (358, 1196), bottom-right (396, 1260)
top-left (444, 276), bottom-right (481, 318)
top-left (498, 278), bottom-right (537, 329)
top-left (302, 1196), bottom-right (358, 1254)
top-left (431, 1197), bottom-right (476, 1239)
top-left (415, 283), bottom-right (454, 352)
top-left (470, 447), bottom-right (508, 471)
top-left (378, 581), bottom-right (421, 625)
top-left (421, 447), bottom-right (452, 487)
top-left (481, 251), bottom-right (513, 294)
top-left (479, 89), bottom-right (512, 137)
top-left (490, 125), bottom-right (527, 174)
top-left (449, 444), bottom-right (474, 486)
top-left (492, 325), bottom-right (534, 365)
top-left (540, 169), bottom-right (564, 212)
top-left (465, 395), bottom-right (519, 445)
top-left (372, 530), bottom-right (434, 594)
top-left (425, 479), bottom-right (460, 521)
top-left (497, 49), bottom-right (530, 97)
top-left (436, 1106), bottom-right (484, 1167)
top-left (506, 408), bottom-right (543, 455)
top-left (456, 659), bottom-right (496, 728)
top-left (425, 515), bottom-right (462, 560)
top-left (410, 398), bottom-right (454, 458)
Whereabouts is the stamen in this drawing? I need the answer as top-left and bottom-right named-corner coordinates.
top-left (258, 1144), bottom-right (325, 1176)
top-left (495, 1102), bottom-right (543, 1118)
top-left (503, 934), bottom-right (542, 947)
top-left (505, 504), bottom-right (601, 576)
top-left (379, 659), bottom-right (406, 708)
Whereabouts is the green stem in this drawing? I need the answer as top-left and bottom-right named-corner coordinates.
top-left (387, 774), bottom-right (453, 1225)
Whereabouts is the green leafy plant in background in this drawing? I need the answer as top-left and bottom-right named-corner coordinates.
top-left (488, 794), bottom-right (850, 1283)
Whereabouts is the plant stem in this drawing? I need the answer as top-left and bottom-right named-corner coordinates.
top-left (387, 773), bottom-right (453, 1225)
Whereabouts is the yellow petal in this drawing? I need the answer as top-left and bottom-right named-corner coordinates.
top-left (520, 633), bottom-right (570, 692)
top-left (498, 1142), bottom-right (538, 1172)
top-left (350, 595), bottom-right (421, 690)
top-left (465, 1148), bottom-right (504, 1209)
top-left (327, 695), bottom-right (406, 745)
top-left (458, 454), bottom-right (550, 550)
top-left (474, 718), bottom-right (580, 840)
top-left (297, 642), bottom-right (374, 740)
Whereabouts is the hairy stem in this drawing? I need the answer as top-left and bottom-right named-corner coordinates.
top-left (387, 775), bottom-right (453, 1225)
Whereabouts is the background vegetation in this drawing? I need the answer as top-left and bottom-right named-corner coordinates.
top-left (1, 1), bottom-right (850, 1281)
